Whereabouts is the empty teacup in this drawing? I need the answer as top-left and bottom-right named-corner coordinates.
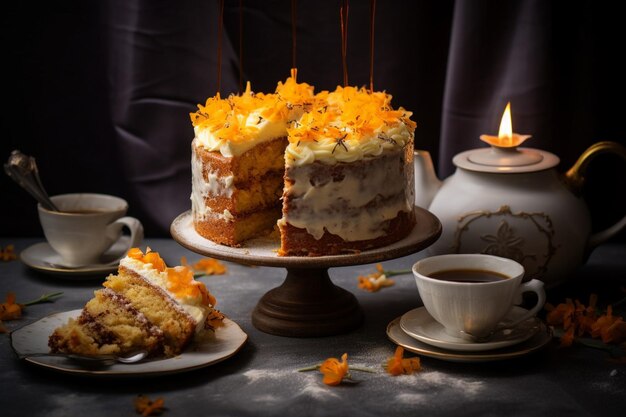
top-left (38, 193), bottom-right (143, 267)
top-left (412, 254), bottom-right (545, 341)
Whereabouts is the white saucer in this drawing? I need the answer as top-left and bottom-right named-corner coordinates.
top-left (20, 236), bottom-right (131, 277)
top-left (399, 306), bottom-right (541, 352)
top-left (387, 316), bottom-right (552, 363)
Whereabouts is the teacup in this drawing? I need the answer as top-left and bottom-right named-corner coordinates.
top-left (412, 254), bottom-right (545, 341)
top-left (38, 193), bottom-right (144, 267)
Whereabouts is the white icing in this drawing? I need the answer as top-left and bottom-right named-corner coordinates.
top-left (120, 257), bottom-right (210, 333)
top-left (195, 111), bottom-right (287, 157)
top-left (285, 122), bottom-right (413, 167)
top-left (191, 143), bottom-right (236, 221)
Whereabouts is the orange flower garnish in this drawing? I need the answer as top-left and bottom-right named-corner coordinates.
top-left (134, 395), bottom-right (165, 416)
top-left (357, 264), bottom-right (395, 292)
top-left (1, 244), bottom-right (17, 262)
top-left (319, 353), bottom-right (350, 386)
top-left (546, 294), bottom-right (626, 348)
top-left (0, 292), bottom-right (22, 321)
top-left (386, 346), bottom-right (422, 376)
top-left (181, 256), bottom-right (227, 276)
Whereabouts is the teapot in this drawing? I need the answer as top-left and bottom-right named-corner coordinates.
top-left (415, 139), bottom-right (626, 288)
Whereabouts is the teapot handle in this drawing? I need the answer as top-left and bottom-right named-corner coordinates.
top-left (564, 141), bottom-right (626, 249)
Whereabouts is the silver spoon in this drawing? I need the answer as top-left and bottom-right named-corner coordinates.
top-left (20, 350), bottom-right (148, 365)
top-left (4, 150), bottom-right (60, 211)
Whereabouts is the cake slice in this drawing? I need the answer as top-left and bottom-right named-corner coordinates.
top-left (49, 248), bottom-right (223, 358)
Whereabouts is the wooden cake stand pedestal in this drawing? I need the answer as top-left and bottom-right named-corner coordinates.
top-left (171, 207), bottom-right (441, 337)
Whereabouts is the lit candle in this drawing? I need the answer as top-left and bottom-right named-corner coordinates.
top-left (480, 102), bottom-right (531, 149)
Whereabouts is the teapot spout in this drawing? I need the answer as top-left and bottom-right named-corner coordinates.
top-left (414, 150), bottom-right (443, 209)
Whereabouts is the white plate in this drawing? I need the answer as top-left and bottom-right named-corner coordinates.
top-left (399, 306), bottom-right (541, 352)
top-left (19, 236), bottom-right (131, 276)
top-left (387, 316), bottom-right (552, 363)
top-left (10, 309), bottom-right (248, 376)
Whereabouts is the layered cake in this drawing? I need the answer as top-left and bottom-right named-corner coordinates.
top-left (190, 71), bottom-right (416, 255)
top-left (49, 248), bottom-right (223, 357)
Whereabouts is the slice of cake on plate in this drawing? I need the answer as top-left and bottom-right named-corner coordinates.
top-left (48, 247), bottom-right (224, 358)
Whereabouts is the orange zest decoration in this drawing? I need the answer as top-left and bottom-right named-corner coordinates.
top-left (386, 346), bottom-right (421, 376)
top-left (134, 395), bottom-right (165, 417)
top-left (0, 244), bottom-right (17, 262)
top-left (357, 264), bottom-right (395, 292)
top-left (190, 71), bottom-right (415, 149)
top-left (319, 353), bottom-right (350, 386)
top-left (546, 294), bottom-right (626, 347)
top-left (128, 247), bottom-right (166, 272)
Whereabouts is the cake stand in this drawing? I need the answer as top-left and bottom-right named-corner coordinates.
top-left (171, 207), bottom-right (441, 337)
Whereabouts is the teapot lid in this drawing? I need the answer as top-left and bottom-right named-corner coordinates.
top-left (453, 138), bottom-right (559, 173)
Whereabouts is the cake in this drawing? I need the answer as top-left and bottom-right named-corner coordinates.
top-left (190, 70), bottom-right (416, 255)
top-left (48, 248), bottom-right (223, 357)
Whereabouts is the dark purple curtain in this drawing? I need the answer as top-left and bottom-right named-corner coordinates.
top-left (2, 0), bottom-right (625, 239)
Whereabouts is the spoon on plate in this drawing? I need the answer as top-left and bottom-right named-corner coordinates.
top-left (19, 350), bottom-right (149, 366)
top-left (4, 150), bottom-right (60, 212)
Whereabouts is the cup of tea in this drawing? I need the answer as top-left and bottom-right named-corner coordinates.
top-left (412, 254), bottom-right (545, 340)
top-left (38, 193), bottom-right (144, 267)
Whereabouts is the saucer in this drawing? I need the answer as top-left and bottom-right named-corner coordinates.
top-left (20, 236), bottom-right (130, 277)
top-left (399, 306), bottom-right (541, 352)
top-left (388, 316), bottom-right (552, 363)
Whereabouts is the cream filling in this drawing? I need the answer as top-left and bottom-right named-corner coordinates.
top-left (281, 152), bottom-right (413, 240)
top-left (120, 257), bottom-right (210, 333)
top-left (194, 110), bottom-right (287, 157)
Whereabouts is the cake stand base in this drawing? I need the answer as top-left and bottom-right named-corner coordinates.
top-left (252, 267), bottom-right (363, 337)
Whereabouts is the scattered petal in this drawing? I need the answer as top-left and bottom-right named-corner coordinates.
top-left (319, 353), bottom-right (350, 386)
top-left (0, 244), bottom-right (17, 262)
top-left (0, 292), bottom-right (22, 321)
top-left (386, 346), bottom-right (421, 376)
top-left (357, 264), bottom-right (395, 292)
top-left (134, 395), bottom-right (165, 416)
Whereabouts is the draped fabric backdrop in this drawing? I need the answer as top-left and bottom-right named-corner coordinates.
top-left (2, 0), bottom-right (625, 240)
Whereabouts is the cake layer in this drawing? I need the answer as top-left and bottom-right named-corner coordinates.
top-left (49, 288), bottom-right (163, 356)
top-left (279, 210), bottom-right (416, 256)
top-left (194, 206), bottom-right (281, 246)
top-left (104, 269), bottom-right (197, 356)
top-left (197, 172), bottom-right (284, 215)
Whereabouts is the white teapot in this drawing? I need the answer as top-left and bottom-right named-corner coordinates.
top-left (415, 140), bottom-right (626, 288)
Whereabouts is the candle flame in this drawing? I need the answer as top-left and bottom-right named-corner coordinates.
top-left (498, 102), bottom-right (513, 146)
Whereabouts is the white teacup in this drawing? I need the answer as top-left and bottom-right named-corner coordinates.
top-left (412, 254), bottom-right (545, 341)
top-left (38, 193), bottom-right (144, 267)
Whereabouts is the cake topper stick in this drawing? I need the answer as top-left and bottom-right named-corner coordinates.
top-left (292, 0), bottom-right (297, 71)
top-left (217, 0), bottom-right (225, 95)
top-left (369, 0), bottom-right (376, 92)
top-left (340, 0), bottom-right (349, 87)
top-left (239, 0), bottom-right (244, 93)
